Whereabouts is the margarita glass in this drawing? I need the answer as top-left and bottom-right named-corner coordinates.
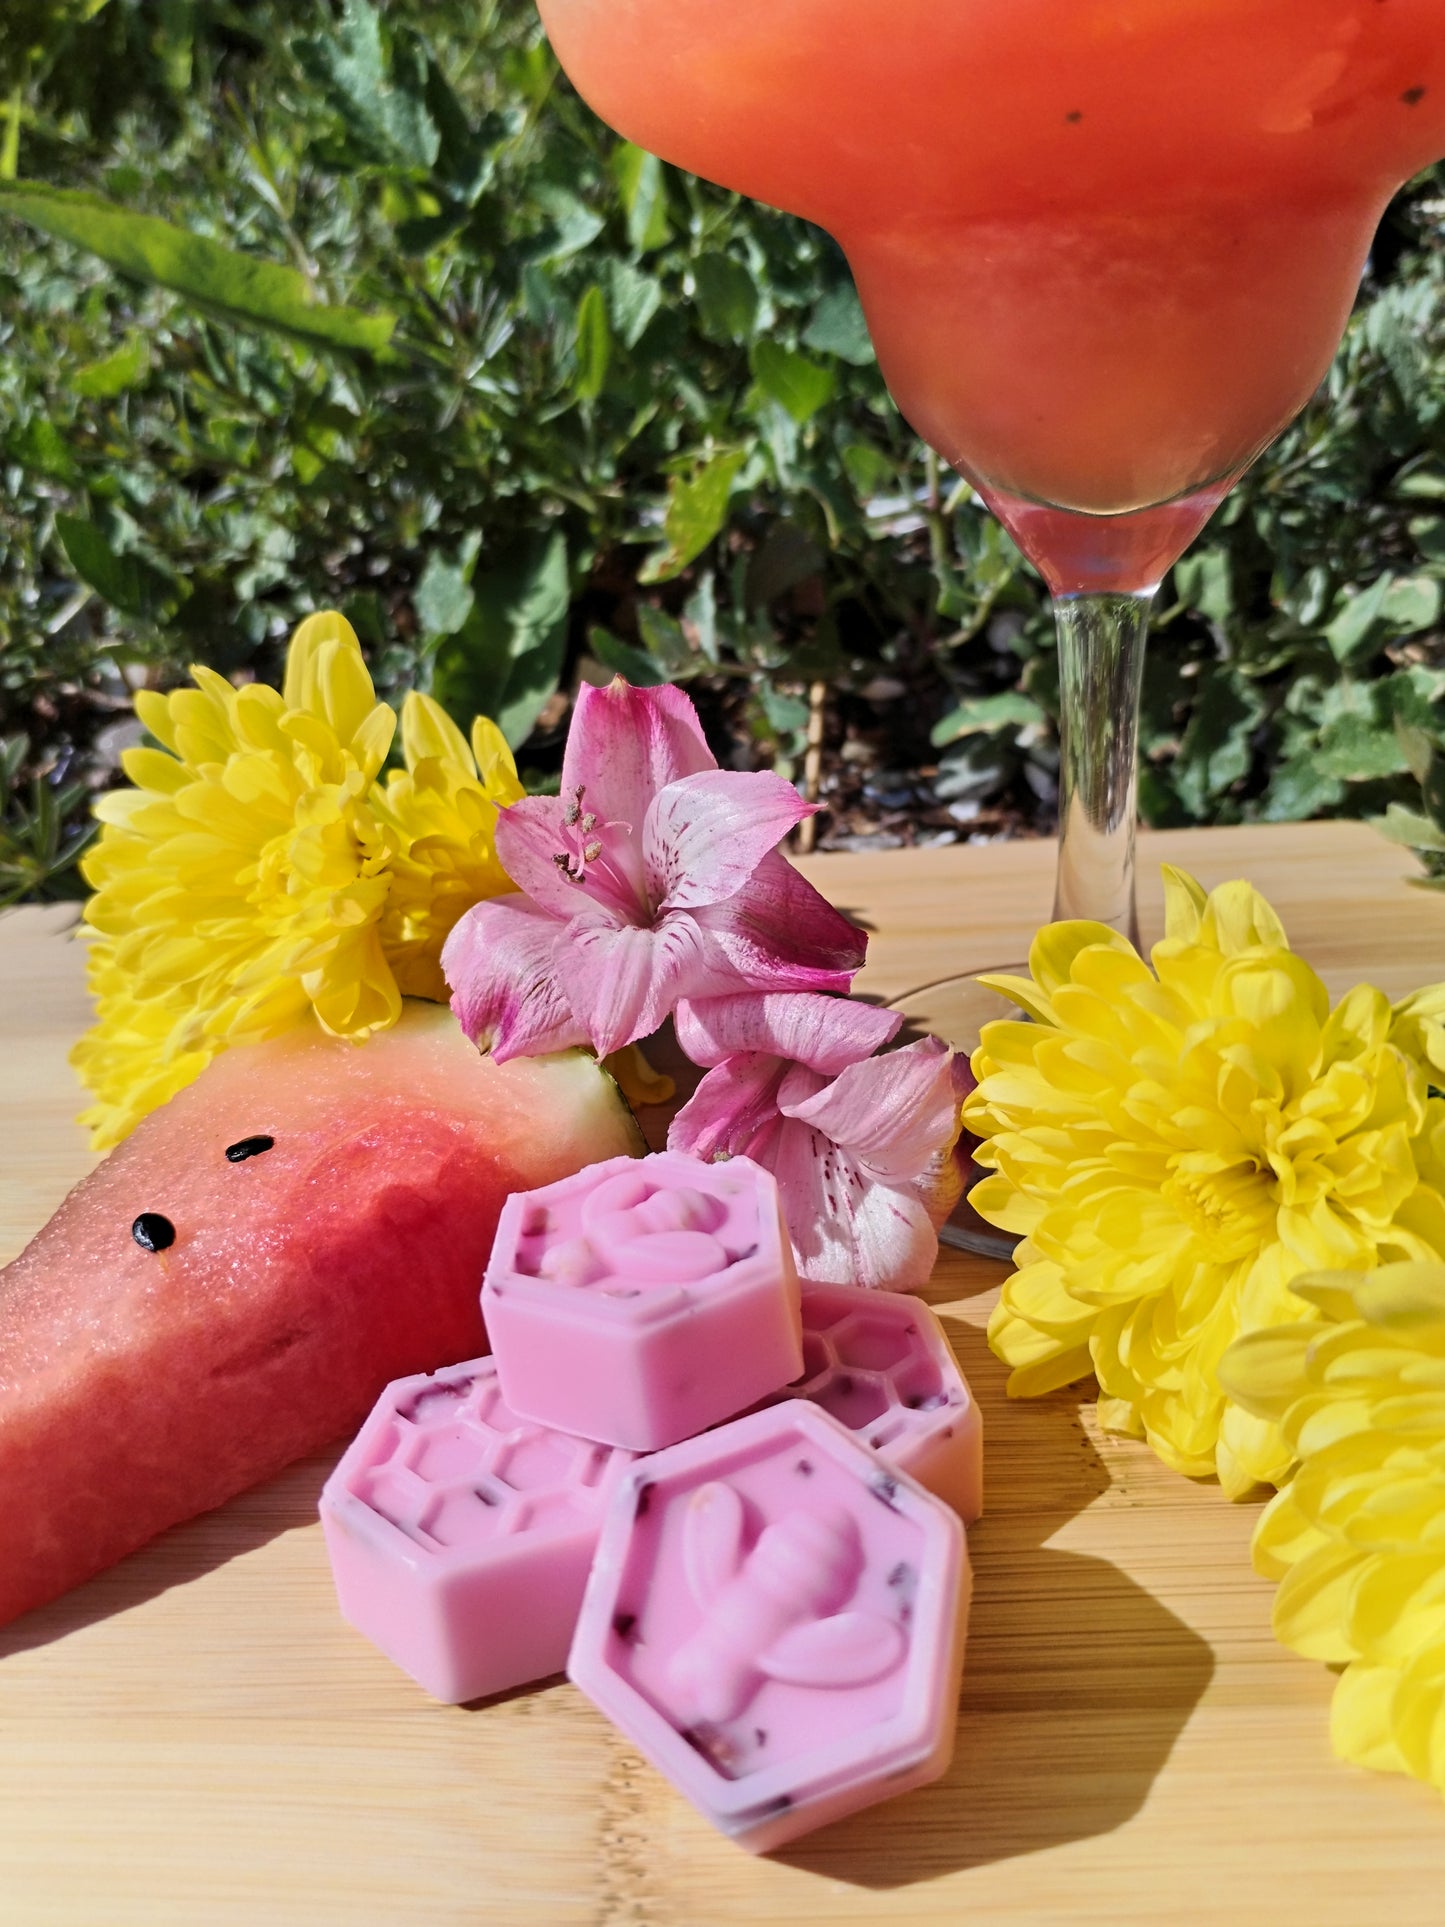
top-left (534, 0), bottom-right (1444, 953)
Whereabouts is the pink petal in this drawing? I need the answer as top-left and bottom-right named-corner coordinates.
top-left (564, 905), bottom-right (737, 1058)
top-left (644, 770), bottom-right (813, 911)
top-left (667, 1055), bottom-right (788, 1160)
top-left (562, 679), bottom-right (716, 831)
top-left (496, 794), bottom-right (645, 923)
top-left (839, 1181), bottom-right (943, 1291)
top-left (766, 1119), bottom-right (940, 1291)
top-left (493, 796), bottom-right (587, 916)
top-left (674, 992), bottom-right (901, 1072)
top-left (692, 849), bottom-right (867, 992)
top-left (778, 1036), bottom-right (963, 1183)
top-left (441, 894), bottom-right (588, 1061)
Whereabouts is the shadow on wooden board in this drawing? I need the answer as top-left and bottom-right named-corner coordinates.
top-left (778, 1317), bottom-right (1216, 1887)
top-left (0, 1453), bottom-right (328, 1661)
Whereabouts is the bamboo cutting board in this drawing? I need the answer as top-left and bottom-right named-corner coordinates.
top-left (3, 821), bottom-right (1445, 1925)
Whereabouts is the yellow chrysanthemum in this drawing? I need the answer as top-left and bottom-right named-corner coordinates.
top-left (1221, 1262), bottom-right (1445, 1796)
top-left (374, 694), bottom-right (523, 1002)
top-left (963, 866), bottom-right (1445, 1495)
top-left (72, 613), bottom-right (519, 1148)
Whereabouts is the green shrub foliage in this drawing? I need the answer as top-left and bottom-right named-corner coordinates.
top-left (1, 0), bottom-right (1443, 882)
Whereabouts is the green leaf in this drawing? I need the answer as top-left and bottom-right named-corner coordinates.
top-left (636, 605), bottom-right (697, 679)
top-left (1325, 572), bottom-right (1394, 663)
top-left (1396, 720), bottom-right (1438, 787)
top-left (8, 417), bottom-right (80, 484)
top-left (611, 142), bottom-right (670, 253)
top-left (1428, 749), bottom-right (1445, 831)
top-left (1398, 469), bottom-right (1445, 500)
top-left (931, 690), bottom-right (1044, 747)
top-left (684, 571), bottom-right (719, 665)
top-left (1372, 804), bottom-right (1445, 853)
top-left (530, 185), bottom-right (606, 263)
top-left (296, 0), bottom-right (439, 170)
top-left (803, 285), bottom-right (873, 366)
top-left (74, 334), bottom-right (149, 398)
top-left (1260, 754), bottom-right (1345, 821)
top-left (750, 340), bottom-right (836, 424)
top-left (1172, 547), bottom-right (1234, 627)
top-left (588, 626), bottom-right (665, 686)
top-left (640, 448), bottom-right (747, 585)
top-left (692, 253), bottom-right (758, 342)
top-left (0, 180), bottom-right (395, 353)
top-left (1313, 712), bottom-right (1408, 782)
top-left (1172, 672), bottom-right (1261, 816)
top-left (602, 258), bottom-right (662, 349)
top-left (56, 514), bottom-right (178, 623)
top-left (414, 543), bottom-right (477, 642)
top-left (842, 441), bottom-right (896, 502)
top-left (760, 682), bottom-right (811, 736)
top-left (432, 533), bottom-right (570, 749)
top-left (573, 283), bottom-right (611, 402)
top-left (1383, 574), bottom-right (1443, 635)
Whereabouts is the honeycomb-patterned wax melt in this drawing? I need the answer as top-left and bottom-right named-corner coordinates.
top-left (319, 1356), bottom-right (634, 1703)
top-left (767, 1281), bottom-right (983, 1525)
top-left (483, 1151), bottom-right (803, 1451)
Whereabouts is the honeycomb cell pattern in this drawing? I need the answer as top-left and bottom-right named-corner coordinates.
top-left (345, 1360), bottom-right (615, 1557)
top-left (769, 1283), bottom-right (967, 1457)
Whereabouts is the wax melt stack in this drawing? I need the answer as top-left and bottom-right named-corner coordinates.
top-left (321, 1150), bottom-right (982, 1853)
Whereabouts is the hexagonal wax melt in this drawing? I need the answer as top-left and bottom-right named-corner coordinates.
top-left (319, 1356), bottom-right (634, 1704)
top-left (767, 1281), bottom-right (983, 1526)
top-left (483, 1152), bottom-right (803, 1452)
top-left (569, 1401), bottom-right (970, 1855)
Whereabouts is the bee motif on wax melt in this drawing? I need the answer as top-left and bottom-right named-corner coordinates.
top-left (667, 1480), bottom-right (906, 1725)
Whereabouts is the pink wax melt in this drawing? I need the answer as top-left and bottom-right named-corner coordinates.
top-left (768, 1280), bottom-right (983, 1526)
top-left (568, 1401), bottom-right (970, 1854)
top-left (319, 1357), bottom-right (633, 1703)
top-left (483, 1151), bottom-right (803, 1451)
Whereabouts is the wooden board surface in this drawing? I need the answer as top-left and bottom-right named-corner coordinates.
top-left (3, 821), bottom-right (1445, 1925)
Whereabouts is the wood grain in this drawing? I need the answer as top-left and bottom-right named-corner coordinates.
top-left (3, 823), bottom-right (1445, 1925)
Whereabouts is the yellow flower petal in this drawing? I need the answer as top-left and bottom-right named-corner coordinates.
top-left (471, 715), bottom-right (524, 801)
top-left (1160, 861), bottom-right (1208, 941)
top-left (73, 611), bottom-right (520, 1145)
top-left (1331, 1663), bottom-right (1409, 1776)
top-left (1273, 1540), bottom-right (1365, 1663)
top-left (970, 863), bottom-right (1445, 1497)
top-left (404, 689), bottom-right (474, 772)
top-left (1223, 1260), bottom-right (1445, 1799)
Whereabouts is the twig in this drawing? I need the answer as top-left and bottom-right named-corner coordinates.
top-left (796, 679), bottom-right (827, 855)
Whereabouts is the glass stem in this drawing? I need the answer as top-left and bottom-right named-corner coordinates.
top-left (1051, 590), bottom-right (1152, 945)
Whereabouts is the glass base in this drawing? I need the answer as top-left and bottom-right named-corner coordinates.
top-left (887, 970), bottom-right (1026, 1262)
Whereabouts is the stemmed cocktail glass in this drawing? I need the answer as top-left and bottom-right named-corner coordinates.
top-left (532, 0), bottom-right (1445, 1149)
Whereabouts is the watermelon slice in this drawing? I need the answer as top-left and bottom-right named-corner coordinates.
top-left (0, 1003), bottom-right (641, 1627)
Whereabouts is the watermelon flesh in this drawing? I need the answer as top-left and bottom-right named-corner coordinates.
top-left (0, 1003), bottom-right (641, 1627)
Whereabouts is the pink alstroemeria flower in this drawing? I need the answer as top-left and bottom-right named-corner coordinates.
top-left (441, 679), bottom-right (866, 1061)
top-left (669, 992), bottom-right (968, 1292)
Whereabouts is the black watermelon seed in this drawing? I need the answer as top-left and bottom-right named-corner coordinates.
top-left (225, 1134), bottom-right (275, 1163)
top-left (1402, 86), bottom-right (1427, 107)
top-left (132, 1212), bottom-right (176, 1253)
